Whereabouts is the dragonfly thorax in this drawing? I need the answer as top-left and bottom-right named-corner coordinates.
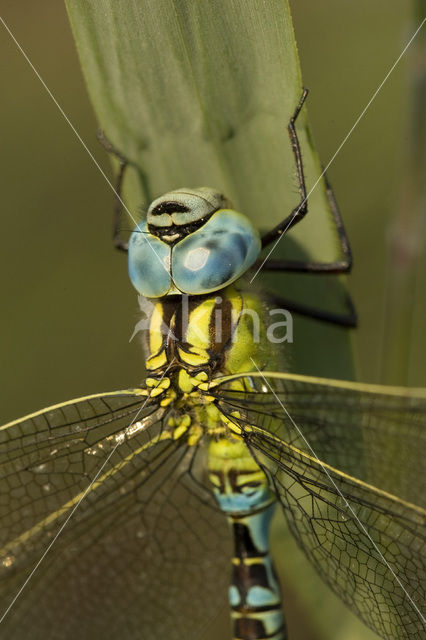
top-left (128, 187), bottom-right (261, 297)
top-left (142, 288), bottom-right (274, 386)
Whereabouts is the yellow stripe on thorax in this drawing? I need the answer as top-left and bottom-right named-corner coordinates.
top-left (146, 301), bottom-right (168, 371)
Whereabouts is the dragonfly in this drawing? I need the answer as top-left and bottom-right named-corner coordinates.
top-left (0, 90), bottom-right (425, 640)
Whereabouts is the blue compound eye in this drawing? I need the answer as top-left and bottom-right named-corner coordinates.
top-left (171, 209), bottom-right (261, 295)
top-left (127, 190), bottom-right (261, 298)
top-left (128, 221), bottom-right (172, 297)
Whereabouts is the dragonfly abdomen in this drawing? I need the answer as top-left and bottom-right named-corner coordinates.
top-left (208, 439), bottom-right (286, 640)
top-left (229, 507), bottom-right (286, 640)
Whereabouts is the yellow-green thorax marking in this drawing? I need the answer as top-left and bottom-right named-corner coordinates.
top-left (144, 284), bottom-right (271, 394)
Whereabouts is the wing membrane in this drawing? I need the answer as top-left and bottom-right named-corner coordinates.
top-left (0, 390), bottom-right (161, 563)
top-left (216, 372), bottom-right (426, 506)
top-left (0, 392), bottom-right (230, 640)
top-left (216, 372), bottom-right (426, 639)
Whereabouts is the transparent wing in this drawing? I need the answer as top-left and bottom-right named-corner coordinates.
top-left (0, 392), bottom-right (230, 640)
top-left (216, 372), bottom-right (426, 639)
top-left (216, 372), bottom-right (426, 505)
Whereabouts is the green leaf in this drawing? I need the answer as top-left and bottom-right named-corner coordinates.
top-left (66, 0), bottom-right (342, 264)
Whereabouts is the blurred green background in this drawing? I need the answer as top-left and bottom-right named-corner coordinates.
top-left (0, 2), bottom-right (424, 639)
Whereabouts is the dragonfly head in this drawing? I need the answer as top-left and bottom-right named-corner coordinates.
top-left (128, 187), bottom-right (261, 297)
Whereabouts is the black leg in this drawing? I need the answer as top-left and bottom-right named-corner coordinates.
top-left (256, 174), bottom-right (353, 273)
top-left (97, 130), bottom-right (130, 253)
top-left (261, 88), bottom-right (309, 249)
top-left (267, 291), bottom-right (358, 327)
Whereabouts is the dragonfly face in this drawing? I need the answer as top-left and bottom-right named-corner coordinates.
top-left (128, 187), bottom-right (261, 297)
top-left (147, 187), bottom-right (228, 233)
